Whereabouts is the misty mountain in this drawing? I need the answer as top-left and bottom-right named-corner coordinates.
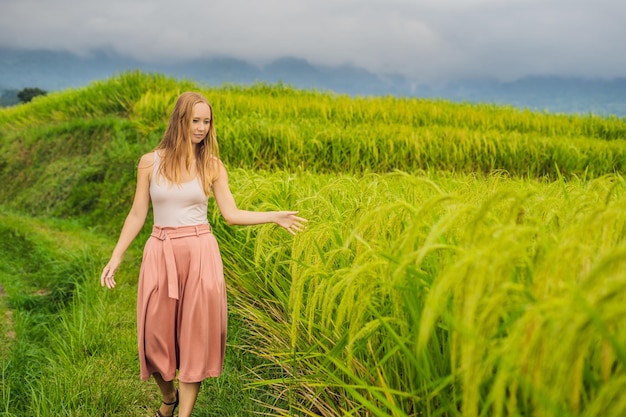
top-left (1, 47), bottom-right (625, 116)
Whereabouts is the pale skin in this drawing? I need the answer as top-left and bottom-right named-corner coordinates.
top-left (100, 102), bottom-right (306, 417)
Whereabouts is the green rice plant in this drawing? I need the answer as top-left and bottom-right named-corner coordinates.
top-left (212, 169), bottom-right (626, 417)
top-left (128, 89), bottom-right (183, 136)
top-left (0, 71), bottom-right (195, 131)
top-left (218, 170), bottom-right (458, 415)
top-left (206, 83), bottom-right (626, 141)
top-left (414, 175), bottom-right (626, 417)
top-left (480, 193), bottom-right (626, 417)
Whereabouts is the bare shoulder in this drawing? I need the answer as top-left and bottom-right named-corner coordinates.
top-left (210, 157), bottom-right (227, 178)
top-left (137, 152), bottom-right (156, 170)
top-left (209, 156), bottom-right (225, 166)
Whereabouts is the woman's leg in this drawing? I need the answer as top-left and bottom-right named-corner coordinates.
top-left (177, 381), bottom-right (201, 417)
top-left (153, 373), bottom-right (177, 416)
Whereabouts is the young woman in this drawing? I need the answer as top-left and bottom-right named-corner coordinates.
top-left (100, 91), bottom-right (306, 417)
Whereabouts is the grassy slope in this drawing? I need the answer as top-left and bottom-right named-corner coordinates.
top-left (0, 209), bottom-right (266, 416)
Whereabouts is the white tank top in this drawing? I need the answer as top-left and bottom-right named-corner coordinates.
top-left (150, 152), bottom-right (209, 227)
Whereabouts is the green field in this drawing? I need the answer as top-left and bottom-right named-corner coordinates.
top-left (1, 71), bottom-right (625, 416)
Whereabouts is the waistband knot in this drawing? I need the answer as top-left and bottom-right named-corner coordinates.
top-left (150, 223), bottom-right (212, 300)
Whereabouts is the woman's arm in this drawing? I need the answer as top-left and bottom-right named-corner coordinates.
top-left (212, 161), bottom-right (307, 234)
top-left (101, 153), bottom-right (153, 288)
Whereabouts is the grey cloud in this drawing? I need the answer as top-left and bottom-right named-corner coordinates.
top-left (0, 0), bottom-right (624, 82)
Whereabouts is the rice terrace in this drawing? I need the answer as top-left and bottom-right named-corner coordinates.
top-left (1, 71), bottom-right (626, 416)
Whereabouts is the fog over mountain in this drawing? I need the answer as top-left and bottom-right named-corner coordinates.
top-left (1, 47), bottom-right (625, 116)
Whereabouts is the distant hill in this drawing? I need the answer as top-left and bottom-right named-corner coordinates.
top-left (1, 47), bottom-right (625, 116)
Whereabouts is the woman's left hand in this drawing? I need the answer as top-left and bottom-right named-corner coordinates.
top-left (275, 211), bottom-right (308, 235)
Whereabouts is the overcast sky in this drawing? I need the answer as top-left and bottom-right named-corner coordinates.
top-left (1, 0), bottom-right (624, 83)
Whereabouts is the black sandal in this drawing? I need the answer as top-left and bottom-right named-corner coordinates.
top-left (156, 390), bottom-right (178, 417)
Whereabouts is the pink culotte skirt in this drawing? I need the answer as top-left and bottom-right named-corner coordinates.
top-left (136, 224), bottom-right (227, 383)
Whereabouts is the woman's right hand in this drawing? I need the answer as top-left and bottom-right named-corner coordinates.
top-left (99, 152), bottom-right (152, 290)
top-left (100, 257), bottom-right (121, 289)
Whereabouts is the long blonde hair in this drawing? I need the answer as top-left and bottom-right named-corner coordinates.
top-left (155, 92), bottom-right (220, 195)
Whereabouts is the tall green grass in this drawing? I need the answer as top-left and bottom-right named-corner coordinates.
top-left (218, 170), bottom-right (626, 417)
